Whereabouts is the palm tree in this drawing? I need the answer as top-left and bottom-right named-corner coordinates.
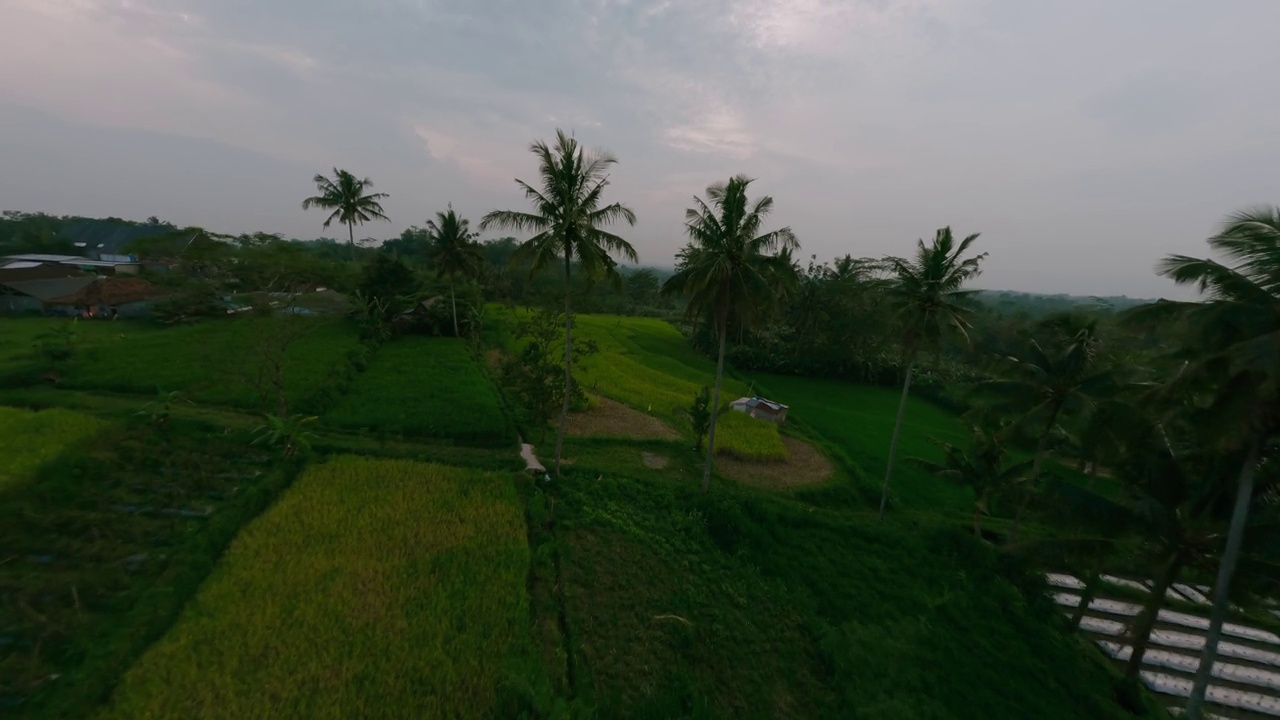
top-left (909, 427), bottom-right (1033, 537)
top-left (301, 168), bottom-right (390, 254)
top-left (661, 175), bottom-right (799, 492)
top-left (425, 204), bottom-right (484, 337)
top-left (878, 228), bottom-right (987, 518)
top-left (479, 130), bottom-right (637, 476)
top-left (1150, 207), bottom-right (1280, 719)
top-left (980, 321), bottom-right (1121, 537)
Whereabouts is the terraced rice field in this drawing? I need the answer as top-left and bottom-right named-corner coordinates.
top-left (0, 406), bottom-right (103, 492)
top-left (98, 457), bottom-right (535, 719)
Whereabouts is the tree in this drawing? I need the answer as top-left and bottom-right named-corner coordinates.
top-left (909, 427), bottom-right (1032, 537)
top-left (500, 306), bottom-right (598, 441)
top-left (661, 176), bottom-right (798, 492)
top-left (425, 204), bottom-right (484, 337)
top-left (980, 320), bottom-right (1120, 537)
top-left (879, 228), bottom-right (987, 518)
top-left (480, 129), bottom-right (638, 477)
top-left (676, 386), bottom-right (725, 453)
top-left (1149, 207), bottom-right (1280, 719)
top-left (301, 168), bottom-right (390, 254)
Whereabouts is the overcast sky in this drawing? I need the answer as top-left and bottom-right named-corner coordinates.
top-left (2, 0), bottom-right (1277, 298)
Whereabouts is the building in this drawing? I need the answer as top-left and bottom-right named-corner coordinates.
top-left (2, 253), bottom-right (141, 276)
top-left (47, 276), bottom-right (167, 318)
top-left (0, 261), bottom-right (97, 313)
top-left (729, 396), bottom-right (789, 424)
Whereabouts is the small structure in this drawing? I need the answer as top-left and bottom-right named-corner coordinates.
top-left (2, 253), bottom-right (141, 275)
top-left (729, 396), bottom-right (789, 425)
top-left (47, 276), bottom-right (167, 318)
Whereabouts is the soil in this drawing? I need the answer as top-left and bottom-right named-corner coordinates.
top-left (716, 436), bottom-right (834, 489)
top-left (566, 395), bottom-right (680, 440)
top-left (641, 452), bottom-right (669, 469)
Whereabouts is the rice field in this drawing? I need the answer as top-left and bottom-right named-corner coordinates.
top-left (97, 457), bottom-right (535, 720)
top-left (0, 406), bottom-right (103, 492)
top-left (0, 316), bottom-right (362, 411)
top-left (324, 337), bottom-right (512, 446)
top-left (488, 308), bottom-right (787, 461)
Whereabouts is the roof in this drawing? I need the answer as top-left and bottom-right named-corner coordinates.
top-left (48, 277), bottom-right (164, 306)
top-left (0, 262), bottom-right (87, 284)
top-left (3, 254), bottom-right (138, 267)
top-left (1, 276), bottom-right (98, 302)
top-left (732, 396), bottom-right (788, 412)
top-left (4, 253), bottom-right (85, 263)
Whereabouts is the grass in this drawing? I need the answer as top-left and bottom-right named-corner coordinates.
top-left (0, 406), bottom-right (104, 492)
top-left (542, 466), bottom-right (1145, 720)
top-left (487, 307), bottom-right (787, 461)
top-left (752, 373), bottom-right (972, 513)
top-left (324, 336), bottom-right (512, 446)
top-left (97, 457), bottom-right (540, 720)
top-left (0, 316), bottom-right (362, 412)
top-left (0, 421), bottom-right (294, 718)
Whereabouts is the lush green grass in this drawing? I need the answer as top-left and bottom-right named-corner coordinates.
top-left (0, 406), bottom-right (104, 492)
top-left (0, 317), bottom-right (362, 411)
top-left (324, 337), bottom-right (512, 446)
top-left (543, 465), bottom-right (1144, 720)
top-left (98, 457), bottom-right (539, 720)
top-left (753, 374), bottom-right (972, 513)
top-left (0, 421), bottom-right (294, 718)
top-left (487, 307), bottom-right (787, 461)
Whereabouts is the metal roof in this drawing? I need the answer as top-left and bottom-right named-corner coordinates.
top-left (1, 276), bottom-right (98, 302)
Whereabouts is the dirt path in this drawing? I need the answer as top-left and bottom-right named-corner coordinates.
top-left (566, 395), bottom-right (679, 440)
top-left (717, 436), bottom-right (834, 489)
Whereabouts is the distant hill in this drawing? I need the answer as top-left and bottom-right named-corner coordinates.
top-left (974, 289), bottom-right (1154, 317)
top-left (0, 212), bottom-right (175, 258)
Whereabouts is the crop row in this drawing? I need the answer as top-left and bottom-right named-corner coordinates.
top-left (98, 457), bottom-right (533, 719)
top-left (324, 337), bottom-right (512, 446)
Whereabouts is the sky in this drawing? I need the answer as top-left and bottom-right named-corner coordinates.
top-left (1, 0), bottom-right (1278, 299)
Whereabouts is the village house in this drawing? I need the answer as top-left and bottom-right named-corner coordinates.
top-left (729, 396), bottom-right (789, 425)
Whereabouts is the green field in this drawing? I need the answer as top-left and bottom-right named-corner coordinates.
top-left (324, 337), bottom-right (512, 446)
top-left (98, 457), bottom-right (536, 720)
top-left (0, 317), bottom-right (361, 411)
top-left (489, 308), bottom-right (788, 461)
top-left (752, 374), bottom-right (972, 512)
top-left (0, 406), bottom-right (103, 492)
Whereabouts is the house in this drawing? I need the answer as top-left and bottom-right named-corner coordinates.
top-left (729, 396), bottom-right (789, 425)
top-left (2, 253), bottom-right (141, 276)
top-left (0, 264), bottom-right (97, 314)
top-left (47, 277), bottom-right (168, 318)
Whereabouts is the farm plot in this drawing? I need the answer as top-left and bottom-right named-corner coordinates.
top-left (0, 406), bottom-right (104, 492)
top-left (489, 308), bottom-right (786, 461)
top-left (0, 425), bottom-right (290, 718)
top-left (98, 457), bottom-right (536, 720)
top-left (325, 337), bottom-right (511, 446)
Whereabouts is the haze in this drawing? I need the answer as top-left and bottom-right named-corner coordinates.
top-left (2, 0), bottom-right (1277, 299)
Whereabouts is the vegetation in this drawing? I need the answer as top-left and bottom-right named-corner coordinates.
top-left (301, 167), bottom-right (390, 251)
top-left (324, 336), bottom-right (511, 446)
top-left (480, 129), bottom-right (638, 476)
top-left (98, 457), bottom-right (537, 720)
top-left (0, 406), bottom-right (103, 491)
top-left (424, 204), bottom-right (484, 337)
top-left (662, 175), bottom-right (798, 491)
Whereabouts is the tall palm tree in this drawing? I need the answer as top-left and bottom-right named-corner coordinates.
top-left (661, 175), bottom-right (799, 493)
top-left (909, 427), bottom-right (1033, 537)
top-left (1151, 207), bottom-right (1280, 719)
top-left (878, 228), bottom-right (987, 518)
top-left (479, 130), bottom-right (637, 476)
top-left (980, 321), bottom-right (1121, 537)
top-left (301, 168), bottom-right (390, 254)
top-left (425, 204), bottom-right (484, 337)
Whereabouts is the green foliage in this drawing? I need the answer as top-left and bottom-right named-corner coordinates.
top-left (34, 318), bottom-right (78, 371)
top-left (500, 306), bottom-right (596, 439)
top-left (252, 413), bottom-right (319, 457)
top-left (301, 167), bottom-right (391, 247)
top-left (134, 389), bottom-right (192, 429)
top-left (151, 281), bottom-right (225, 324)
top-left (0, 423), bottom-right (295, 718)
top-left (325, 337), bottom-right (511, 445)
top-left (97, 458), bottom-right (540, 720)
top-left (676, 385), bottom-right (720, 452)
top-left (909, 427), bottom-right (1033, 536)
top-left (357, 253), bottom-right (419, 319)
top-left (0, 406), bottom-right (103, 492)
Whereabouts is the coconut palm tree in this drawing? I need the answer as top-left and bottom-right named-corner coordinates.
top-left (301, 168), bottom-right (390, 254)
top-left (425, 204), bottom-right (483, 337)
top-left (980, 321), bottom-right (1122, 537)
top-left (479, 130), bottom-right (637, 476)
top-left (661, 175), bottom-right (799, 492)
top-left (878, 228), bottom-right (987, 518)
top-left (1150, 207), bottom-right (1280, 719)
top-left (909, 427), bottom-right (1033, 537)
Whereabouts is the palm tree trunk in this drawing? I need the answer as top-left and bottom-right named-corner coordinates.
top-left (1123, 549), bottom-right (1186, 685)
top-left (1070, 567), bottom-right (1103, 631)
top-left (553, 250), bottom-right (572, 478)
top-left (878, 353), bottom-right (917, 519)
top-left (347, 221), bottom-right (356, 260)
top-left (972, 505), bottom-right (983, 538)
top-left (1186, 441), bottom-right (1263, 719)
top-left (702, 322), bottom-right (728, 494)
top-left (1011, 409), bottom-right (1060, 543)
top-left (450, 281), bottom-right (459, 337)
